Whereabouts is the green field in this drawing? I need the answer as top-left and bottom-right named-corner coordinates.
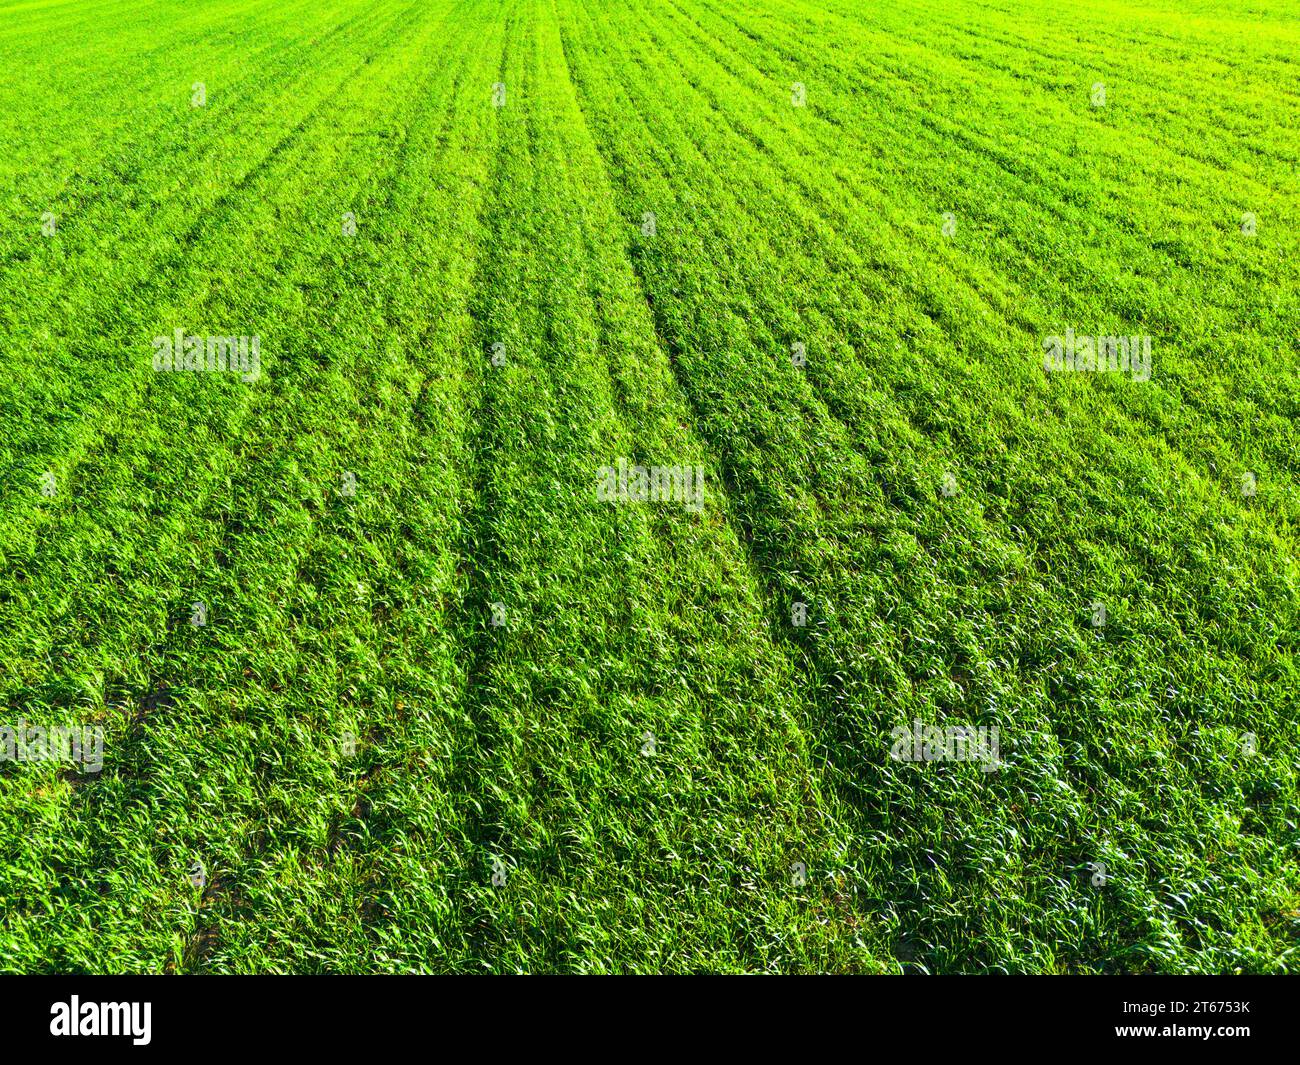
top-left (0, 0), bottom-right (1297, 974)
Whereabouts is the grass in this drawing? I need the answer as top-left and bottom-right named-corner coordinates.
top-left (0, 0), bottom-right (1296, 974)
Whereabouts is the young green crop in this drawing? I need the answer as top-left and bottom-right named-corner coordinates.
top-left (0, 0), bottom-right (1295, 973)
